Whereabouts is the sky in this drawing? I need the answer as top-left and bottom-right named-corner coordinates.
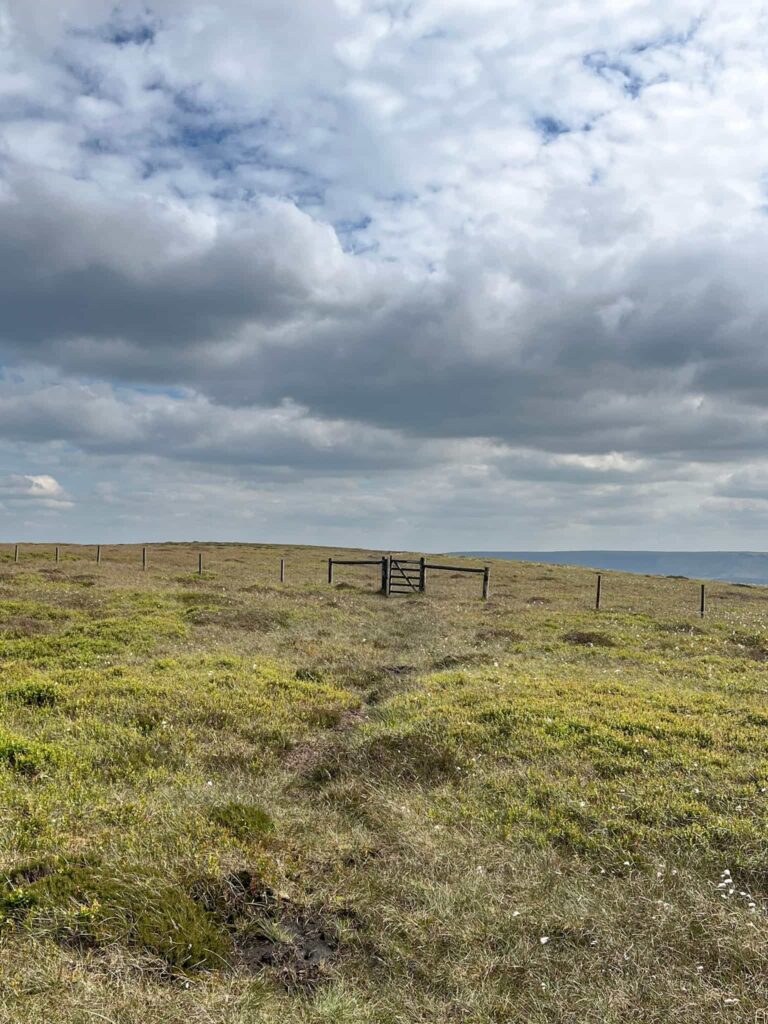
top-left (2, 0), bottom-right (768, 550)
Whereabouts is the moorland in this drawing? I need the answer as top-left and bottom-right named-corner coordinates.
top-left (0, 543), bottom-right (766, 1023)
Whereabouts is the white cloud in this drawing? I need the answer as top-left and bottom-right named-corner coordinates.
top-left (0, 472), bottom-right (73, 512)
top-left (24, 474), bottom-right (64, 497)
top-left (1, 0), bottom-right (768, 543)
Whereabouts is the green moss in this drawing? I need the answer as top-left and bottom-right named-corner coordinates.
top-left (209, 802), bottom-right (275, 840)
top-left (5, 864), bottom-right (231, 970)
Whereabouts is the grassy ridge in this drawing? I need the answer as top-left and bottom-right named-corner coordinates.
top-left (0, 544), bottom-right (766, 1022)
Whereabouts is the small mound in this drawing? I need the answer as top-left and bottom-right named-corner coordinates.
top-left (209, 802), bottom-right (274, 840)
top-left (730, 631), bottom-right (768, 661)
top-left (0, 730), bottom-right (57, 775)
top-left (71, 575), bottom-right (97, 586)
top-left (1, 863), bottom-right (231, 971)
top-left (476, 627), bottom-right (524, 642)
top-left (656, 622), bottom-right (704, 636)
top-left (0, 617), bottom-right (52, 638)
top-left (562, 630), bottom-right (615, 648)
top-left (3, 681), bottom-right (60, 707)
top-left (431, 652), bottom-right (492, 670)
top-left (294, 666), bottom-right (325, 682)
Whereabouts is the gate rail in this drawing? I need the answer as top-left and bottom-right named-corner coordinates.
top-left (423, 562), bottom-right (490, 600)
top-left (328, 557), bottom-right (388, 592)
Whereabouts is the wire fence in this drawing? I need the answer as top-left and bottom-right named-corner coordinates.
top-left (2, 544), bottom-right (768, 623)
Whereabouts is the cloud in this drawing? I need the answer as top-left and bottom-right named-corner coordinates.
top-left (0, 473), bottom-right (72, 511)
top-left (2, 0), bottom-right (768, 544)
top-left (24, 474), bottom-right (65, 497)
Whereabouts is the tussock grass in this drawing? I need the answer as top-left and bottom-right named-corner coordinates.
top-left (0, 543), bottom-right (767, 1020)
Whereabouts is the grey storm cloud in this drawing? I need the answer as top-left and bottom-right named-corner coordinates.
top-left (4, 175), bottom-right (768, 462)
top-left (3, 0), bottom-right (768, 545)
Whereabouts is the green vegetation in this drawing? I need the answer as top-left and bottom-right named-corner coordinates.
top-left (0, 543), bottom-right (767, 1021)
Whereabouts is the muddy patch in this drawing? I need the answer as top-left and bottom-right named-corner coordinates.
top-left (206, 871), bottom-right (337, 990)
top-left (239, 914), bottom-right (335, 988)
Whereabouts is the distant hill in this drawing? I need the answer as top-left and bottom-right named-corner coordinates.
top-left (454, 551), bottom-right (768, 585)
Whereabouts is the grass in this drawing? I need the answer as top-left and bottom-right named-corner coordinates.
top-left (0, 543), bottom-right (767, 1021)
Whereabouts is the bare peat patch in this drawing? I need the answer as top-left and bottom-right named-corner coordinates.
top-left (200, 871), bottom-right (337, 991)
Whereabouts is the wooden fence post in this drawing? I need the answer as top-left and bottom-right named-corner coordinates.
top-left (198, 553), bottom-right (203, 577)
top-left (419, 557), bottom-right (426, 593)
top-left (380, 556), bottom-right (388, 593)
top-left (328, 558), bottom-right (334, 585)
top-left (142, 547), bottom-right (147, 571)
top-left (280, 558), bottom-right (285, 583)
top-left (700, 583), bottom-right (706, 619)
top-left (384, 556), bottom-right (391, 597)
top-left (14, 544), bottom-right (18, 564)
top-left (55, 546), bottom-right (60, 564)
top-left (96, 545), bottom-right (101, 565)
top-left (595, 574), bottom-right (602, 611)
top-left (482, 566), bottom-right (490, 600)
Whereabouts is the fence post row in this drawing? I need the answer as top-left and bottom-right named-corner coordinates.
top-left (1, 547), bottom-right (718, 617)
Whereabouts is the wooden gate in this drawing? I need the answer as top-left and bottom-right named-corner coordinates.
top-left (387, 558), bottom-right (424, 596)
